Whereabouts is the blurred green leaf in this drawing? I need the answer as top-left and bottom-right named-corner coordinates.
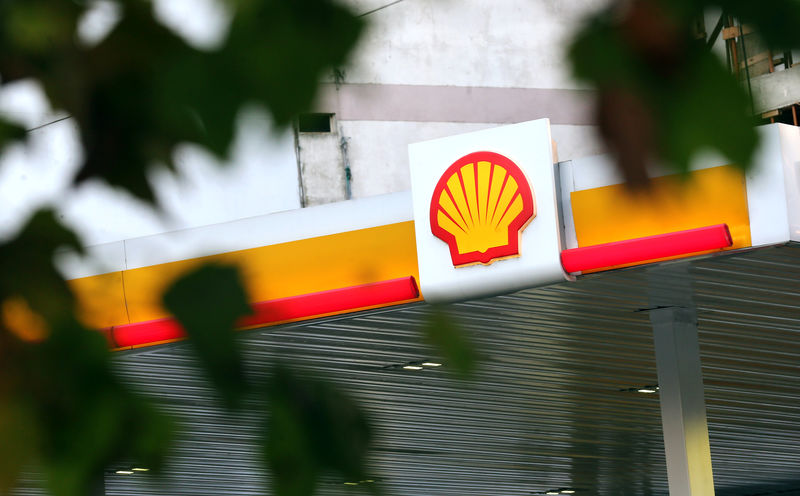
top-left (657, 50), bottom-right (758, 174)
top-left (569, 8), bottom-right (644, 89)
top-left (2, 0), bottom-right (363, 203)
top-left (0, 209), bottom-right (83, 322)
top-left (569, 0), bottom-right (759, 184)
top-left (0, 0), bottom-right (369, 494)
top-left (0, 117), bottom-right (25, 151)
top-left (0, 400), bottom-right (39, 494)
top-left (265, 364), bottom-right (373, 496)
top-left (714, 0), bottom-right (800, 51)
top-left (0, 1), bottom-right (81, 81)
top-left (422, 306), bottom-right (478, 379)
top-left (163, 264), bottom-right (251, 408)
top-left (0, 209), bottom-right (171, 496)
top-left (0, 316), bottom-right (173, 496)
top-left (218, 0), bottom-right (364, 126)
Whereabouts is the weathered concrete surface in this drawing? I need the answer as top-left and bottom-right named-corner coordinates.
top-left (751, 65), bottom-right (800, 114)
top-left (297, 124), bottom-right (347, 206)
top-left (338, 120), bottom-right (605, 199)
top-left (337, 0), bottom-right (609, 89)
top-left (298, 0), bottom-right (608, 202)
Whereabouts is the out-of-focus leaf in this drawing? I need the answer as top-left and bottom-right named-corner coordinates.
top-left (1, 296), bottom-right (50, 343)
top-left (0, 117), bottom-right (25, 151)
top-left (595, 87), bottom-right (655, 188)
top-left (70, 1), bottom-right (197, 203)
top-left (0, 1), bottom-right (81, 82)
top-left (569, 7), bottom-right (645, 89)
top-left (3, 0), bottom-right (363, 203)
top-left (657, 50), bottom-right (758, 174)
top-left (266, 383), bottom-right (317, 496)
top-left (714, 0), bottom-right (800, 51)
top-left (0, 210), bottom-right (83, 322)
top-left (218, 0), bottom-right (364, 126)
top-left (43, 321), bottom-right (172, 496)
top-left (265, 364), bottom-right (373, 496)
top-left (0, 400), bottom-right (38, 494)
top-left (569, 0), bottom-right (759, 185)
top-left (0, 316), bottom-right (173, 496)
top-left (422, 306), bottom-right (478, 379)
top-left (163, 264), bottom-right (251, 408)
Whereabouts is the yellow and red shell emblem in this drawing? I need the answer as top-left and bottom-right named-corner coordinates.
top-left (430, 151), bottom-right (536, 266)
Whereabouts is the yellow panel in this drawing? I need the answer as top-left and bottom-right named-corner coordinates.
top-left (123, 221), bottom-right (420, 324)
top-left (571, 165), bottom-right (752, 266)
top-left (68, 271), bottom-right (129, 329)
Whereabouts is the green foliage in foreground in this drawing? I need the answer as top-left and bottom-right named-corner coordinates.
top-left (0, 0), bottom-right (376, 494)
top-left (0, 211), bottom-right (171, 496)
top-left (0, 5), bottom-right (473, 493)
top-left (0, 0), bottom-right (363, 203)
top-left (569, 0), bottom-right (800, 186)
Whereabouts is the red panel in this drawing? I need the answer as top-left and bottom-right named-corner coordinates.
top-left (239, 276), bottom-right (419, 327)
top-left (106, 276), bottom-right (419, 349)
top-left (560, 224), bottom-right (733, 274)
top-left (111, 318), bottom-right (185, 348)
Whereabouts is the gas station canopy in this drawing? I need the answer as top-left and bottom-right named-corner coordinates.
top-left (38, 121), bottom-right (800, 496)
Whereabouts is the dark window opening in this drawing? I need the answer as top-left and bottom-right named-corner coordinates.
top-left (298, 113), bottom-right (333, 133)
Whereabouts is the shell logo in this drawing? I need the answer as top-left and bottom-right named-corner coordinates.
top-left (430, 151), bottom-right (536, 267)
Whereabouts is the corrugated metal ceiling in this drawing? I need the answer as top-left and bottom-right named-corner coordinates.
top-left (15, 244), bottom-right (800, 496)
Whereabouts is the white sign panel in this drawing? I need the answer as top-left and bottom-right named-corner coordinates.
top-left (408, 119), bottom-right (569, 303)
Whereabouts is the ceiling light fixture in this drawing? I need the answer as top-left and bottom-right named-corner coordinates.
top-left (131, 468), bottom-right (149, 472)
top-left (561, 489), bottom-right (576, 494)
top-left (115, 470), bottom-right (134, 475)
top-left (384, 359), bottom-right (445, 371)
top-left (619, 384), bottom-right (659, 393)
top-left (546, 491), bottom-right (560, 495)
top-left (343, 479), bottom-right (375, 486)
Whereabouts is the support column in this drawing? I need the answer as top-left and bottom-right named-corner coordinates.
top-left (650, 306), bottom-right (715, 496)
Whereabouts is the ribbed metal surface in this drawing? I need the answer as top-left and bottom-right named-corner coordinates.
top-left (692, 245), bottom-right (800, 496)
top-left (15, 244), bottom-right (800, 495)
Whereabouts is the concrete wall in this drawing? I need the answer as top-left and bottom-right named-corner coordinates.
top-left (298, 0), bottom-right (608, 204)
top-left (337, 120), bottom-right (605, 198)
top-left (338, 0), bottom-right (606, 89)
top-left (297, 120), bottom-right (347, 206)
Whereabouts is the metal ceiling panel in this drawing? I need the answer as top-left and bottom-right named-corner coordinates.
top-left (12, 244), bottom-right (800, 496)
